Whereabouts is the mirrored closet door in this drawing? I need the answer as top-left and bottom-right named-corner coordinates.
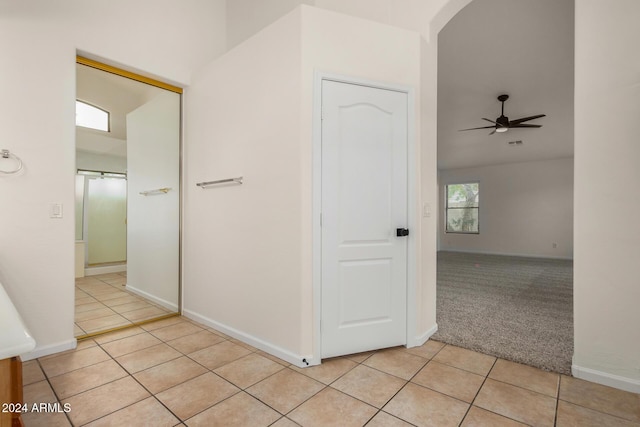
top-left (74, 57), bottom-right (181, 338)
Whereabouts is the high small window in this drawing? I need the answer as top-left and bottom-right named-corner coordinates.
top-left (445, 183), bottom-right (479, 234)
top-left (76, 100), bottom-right (109, 132)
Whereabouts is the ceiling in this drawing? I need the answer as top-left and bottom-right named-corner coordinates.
top-left (76, 63), bottom-right (161, 157)
top-left (437, 0), bottom-right (574, 170)
top-left (75, 0), bottom-right (574, 165)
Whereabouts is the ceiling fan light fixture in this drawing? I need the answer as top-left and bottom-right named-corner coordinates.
top-left (458, 94), bottom-right (545, 135)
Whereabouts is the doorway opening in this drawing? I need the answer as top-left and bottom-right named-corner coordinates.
top-left (434, 0), bottom-right (575, 374)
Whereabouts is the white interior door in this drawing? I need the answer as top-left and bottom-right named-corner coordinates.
top-left (321, 79), bottom-right (408, 358)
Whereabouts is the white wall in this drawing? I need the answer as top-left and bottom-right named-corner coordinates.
top-left (184, 6), bottom-right (423, 364)
top-left (299, 6), bottom-right (424, 353)
top-left (220, 0), bottom-right (453, 345)
top-left (225, 0), bottom-right (312, 49)
top-left (439, 158), bottom-right (574, 259)
top-left (313, 0), bottom-right (442, 38)
top-left (419, 38), bottom-right (440, 338)
top-left (224, 0), bottom-right (452, 48)
top-left (184, 9), bottom-right (304, 360)
top-left (220, 0), bottom-right (640, 393)
top-left (2, 0), bottom-right (637, 393)
top-left (0, 0), bottom-right (225, 359)
top-left (573, 0), bottom-right (640, 391)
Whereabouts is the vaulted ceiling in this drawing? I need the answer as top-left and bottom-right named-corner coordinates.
top-left (437, 0), bottom-right (574, 170)
top-left (75, 0), bottom-right (574, 166)
top-left (76, 63), bottom-right (161, 157)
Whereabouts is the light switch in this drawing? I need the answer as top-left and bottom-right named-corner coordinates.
top-left (423, 203), bottom-right (431, 218)
top-left (50, 203), bottom-right (63, 218)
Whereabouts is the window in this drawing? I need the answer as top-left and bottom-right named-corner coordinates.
top-left (76, 100), bottom-right (109, 132)
top-left (445, 183), bottom-right (479, 233)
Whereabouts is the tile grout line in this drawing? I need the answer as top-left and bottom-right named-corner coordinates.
top-left (101, 344), bottom-right (189, 426)
top-left (390, 343), bottom-right (478, 425)
top-left (253, 351), bottom-right (372, 422)
top-left (457, 355), bottom-right (498, 426)
top-left (352, 343), bottom-right (447, 426)
top-left (100, 322), bottom-right (265, 424)
top-left (465, 358), bottom-right (564, 426)
top-left (340, 351), bottom-right (388, 427)
top-left (328, 347), bottom-right (429, 426)
top-left (52, 339), bottom-right (497, 426)
top-left (174, 340), bottom-right (299, 422)
top-left (555, 393), bottom-right (640, 425)
top-left (41, 362), bottom-right (144, 422)
top-left (46, 314), bottom-right (636, 426)
top-left (40, 328), bottom-right (178, 413)
top-left (554, 382), bottom-right (560, 427)
top-left (33, 358), bottom-right (75, 427)
top-left (87, 323), bottom-right (215, 423)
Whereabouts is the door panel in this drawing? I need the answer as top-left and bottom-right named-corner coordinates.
top-left (338, 103), bottom-right (393, 244)
top-left (339, 259), bottom-right (392, 325)
top-left (321, 80), bottom-right (408, 358)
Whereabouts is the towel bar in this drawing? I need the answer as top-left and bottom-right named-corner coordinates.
top-left (196, 177), bottom-right (243, 188)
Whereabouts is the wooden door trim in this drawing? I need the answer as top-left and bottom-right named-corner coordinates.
top-left (77, 56), bottom-right (183, 94)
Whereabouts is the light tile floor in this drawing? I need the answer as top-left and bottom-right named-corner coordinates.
top-left (22, 316), bottom-right (640, 426)
top-left (74, 273), bottom-right (172, 337)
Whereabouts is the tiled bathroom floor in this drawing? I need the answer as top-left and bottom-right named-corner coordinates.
top-left (74, 273), bottom-right (172, 337)
top-left (23, 316), bottom-right (640, 426)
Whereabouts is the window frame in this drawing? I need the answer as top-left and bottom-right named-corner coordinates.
top-left (444, 182), bottom-right (480, 234)
top-left (75, 99), bottom-right (110, 132)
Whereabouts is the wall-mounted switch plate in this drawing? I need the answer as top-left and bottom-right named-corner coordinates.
top-left (50, 203), bottom-right (63, 219)
top-left (423, 203), bottom-right (431, 218)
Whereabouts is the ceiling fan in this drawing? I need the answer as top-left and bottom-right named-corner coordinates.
top-left (460, 94), bottom-right (545, 135)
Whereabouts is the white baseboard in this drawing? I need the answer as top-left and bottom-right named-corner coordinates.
top-left (85, 264), bottom-right (127, 276)
top-left (22, 339), bottom-right (77, 361)
top-left (125, 285), bottom-right (178, 312)
top-left (572, 362), bottom-right (640, 394)
top-left (183, 309), bottom-right (313, 368)
top-left (439, 248), bottom-right (573, 261)
top-left (412, 323), bottom-right (438, 347)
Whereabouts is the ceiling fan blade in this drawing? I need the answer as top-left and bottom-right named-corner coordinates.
top-left (510, 124), bottom-right (542, 128)
top-left (509, 114), bottom-right (546, 125)
top-left (459, 125), bottom-right (496, 131)
top-left (489, 129), bottom-right (496, 136)
top-left (482, 118), bottom-right (499, 125)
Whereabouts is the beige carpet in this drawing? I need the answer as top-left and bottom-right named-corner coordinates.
top-left (432, 251), bottom-right (573, 374)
